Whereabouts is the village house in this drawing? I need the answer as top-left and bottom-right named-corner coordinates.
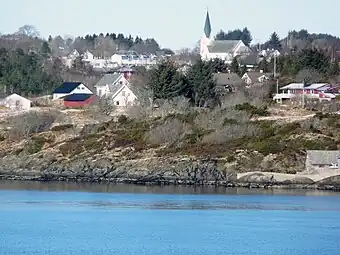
top-left (214, 73), bottom-right (245, 94)
top-left (306, 150), bottom-right (340, 172)
top-left (52, 82), bottom-right (93, 100)
top-left (200, 11), bottom-right (251, 64)
top-left (94, 73), bottom-right (136, 106)
top-left (63, 94), bottom-right (96, 108)
top-left (273, 83), bottom-right (336, 102)
top-left (3, 93), bottom-right (31, 110)
top-left (241, 72), bottom-right (272, 85)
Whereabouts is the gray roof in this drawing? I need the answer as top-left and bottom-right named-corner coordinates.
top-left (246, 72), bottom-right (272, 81)
top-left (214, 73), bottom-right (244, 86)
top-left (95, 73), bottom-right (121, 87)
top-left (238, 54), bottom-right (259, 66)
top-left (307, 150), bottom-right (340, 165)
top-left (208, 40), bottom-right (240, 53)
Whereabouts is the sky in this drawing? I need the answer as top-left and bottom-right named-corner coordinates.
top-left (1, 0), bottom-right (339, 51)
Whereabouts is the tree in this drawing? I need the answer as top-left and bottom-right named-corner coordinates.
top-left (296, 68), bottom-right (321, 85)
top-left (186, 59), bottom-right (217, 107)
top-left (329, 61), bottom-right (339, 77)
top-left (240, 64), bottom-right (247, 76)
top-left (40, 41), bottom-right (51, 58)
top-left (16, 25), bottom-right (40, 38)
top-left (230, 57), bottom-right (240, 74)
top-left (240, 27), bottom-right (252, 46)
top-left (258, 58), bottom-right (269, 73)
top-left (266, 32), bottom-right (282, 50)
top-left (147, 60), bottom-right (186, 100)
top-left (209, 58), bottom-right (228, 73)
top-left (215, 28), bottom-right (252, 46)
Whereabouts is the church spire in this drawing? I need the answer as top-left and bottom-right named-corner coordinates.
top-left (204, 9), bottom-right (211, 38)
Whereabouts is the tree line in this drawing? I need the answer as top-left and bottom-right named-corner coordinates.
top-left (215, 28), bottom-right (340, 52)
top-left (0, 48), bottom-right (61, 96)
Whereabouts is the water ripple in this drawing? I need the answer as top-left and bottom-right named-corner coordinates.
top-left (4, 200), bottom-right (340, 211)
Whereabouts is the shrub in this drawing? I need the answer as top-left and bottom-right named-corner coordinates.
top-left (235, 103), bottom-right (269, 117)
top-left (51, 124), bottom-right (74, 131)
top-left (145, 118), bottom-right (188, 146)
top-left (201, 123), bottom-right (260, 145)
top-left (25, 136), bottom-right (46, 154)
top-left (9, 111), bottom-right (58, 139)
top-left (118, 115), bottom-right (129, 125)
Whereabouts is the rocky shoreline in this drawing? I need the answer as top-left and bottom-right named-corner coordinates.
top-left (1, 174), bottom-right (340, 191)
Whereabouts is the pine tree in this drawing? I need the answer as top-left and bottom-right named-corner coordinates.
top-left (186, 59), bottom-right (217, 107)
top-left (241, 27), bottom-right (252, 46)
top-left (40, 41), bottom-right (51, 58)
top-left (267, 32), bottom-right (282, 50)
top-left (148, 60), bottom-right (186, 100)
top-left (230, 57), bottom-right (240, 74)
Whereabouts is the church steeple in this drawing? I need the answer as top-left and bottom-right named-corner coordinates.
top-left (204, 10), bottom-right (211, 38)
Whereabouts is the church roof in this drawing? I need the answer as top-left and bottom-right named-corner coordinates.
top-left (204, 11), bottom-right (211, 38)
top-left (207, 40), bottom-right (240, 53)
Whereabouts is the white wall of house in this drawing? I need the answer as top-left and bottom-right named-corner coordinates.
top-left (112, 85), bottom-right (137, 107)
top-left (95, 76), bottom-right (129, 97)
top-left (83, 50), bottom-right (94, 61)
top-left (4, 94), bottom-right (31, 110)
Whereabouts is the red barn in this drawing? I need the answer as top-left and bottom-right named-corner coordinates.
top-left (63, 94), bottom-right (95, 108)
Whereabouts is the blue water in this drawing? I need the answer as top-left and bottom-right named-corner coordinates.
top-left (1, 187), bottom-right (340, 255)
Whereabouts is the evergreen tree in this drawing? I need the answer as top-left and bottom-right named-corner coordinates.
top-left (329, 61), bottom-right (339, 76)
top-left (186, 59), bottom-right (217, 107)
top-left (258, 58), bottom-right (269, 73)
top-left (40, 42), bottom-right (51, 58)
top-left (267, 32), bottom-right (282, 50)
top-left (240, 27), bottom-right (252, 46)
top-left (240, 64), bottom-right (247, 76)
top-left (148, 60), bottom-right (186, 100)
top-left (230, 57), bottom-right (240, 74)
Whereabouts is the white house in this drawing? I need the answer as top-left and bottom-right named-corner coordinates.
top-left (241, 72), bottom-right (272, 85)
top-left (200, 11), bottom-right (251, 63)
top-left (82, 50), bottom-right (94, 61)
top-left (68, 49), bottom-right (80, 60)
top-left (95, 73), bottom-right (136, 106)
top-left (52, 82), bottom-right (93, 100)
top-left (3, 93), bottom-right (31, 110)
top-left (110, 53), bottom-right (157, 66)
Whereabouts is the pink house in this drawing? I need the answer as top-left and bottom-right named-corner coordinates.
top-left (273, 83), bottom-right (336, 102)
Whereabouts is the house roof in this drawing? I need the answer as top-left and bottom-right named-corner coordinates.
top-left (214, 73), bottom-right (244, 86)
top-left (95, 73), bottom-right (121, 87)
top-left (207, 40), bottom-right (240, 53)
top-left (280, 83), bottom-right (304, 90)
top-left (245, 72), bottom-right (272, 81)
top-left (53, 82), bottom-right (82, 94)
top-left (307, 150), bottom-right (340, 165)
top-left (304, 83), bottom-right (329, 90)
top-left (5, 93), bottom-right (31, 102)
top-left (63, 94), bottom-right (93, 102)
top-left (238, 54), bottom-right (259, 66)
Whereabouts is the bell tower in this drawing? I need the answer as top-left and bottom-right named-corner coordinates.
top-left (200, 9), bottom-right (212, 58)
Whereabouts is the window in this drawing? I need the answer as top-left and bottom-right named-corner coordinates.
top-left (122, 91), bottom-right (126, 96)
top-left (119, 81), bottom-right (123, 84)
top-left (116, 101), bottom-right (119, 105)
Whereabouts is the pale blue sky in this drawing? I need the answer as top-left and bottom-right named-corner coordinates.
top-left (1, 0), bottom-right (338, 50)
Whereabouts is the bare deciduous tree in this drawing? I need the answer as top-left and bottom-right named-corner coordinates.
top-left (16, 25), bottom-right (40, 38)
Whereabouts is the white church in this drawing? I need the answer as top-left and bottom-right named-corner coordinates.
top-left (200, 11), bottom-right (252, 64)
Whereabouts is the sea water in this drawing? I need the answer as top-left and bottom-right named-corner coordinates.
top-left (0, 181), bottom-right (340, 255)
